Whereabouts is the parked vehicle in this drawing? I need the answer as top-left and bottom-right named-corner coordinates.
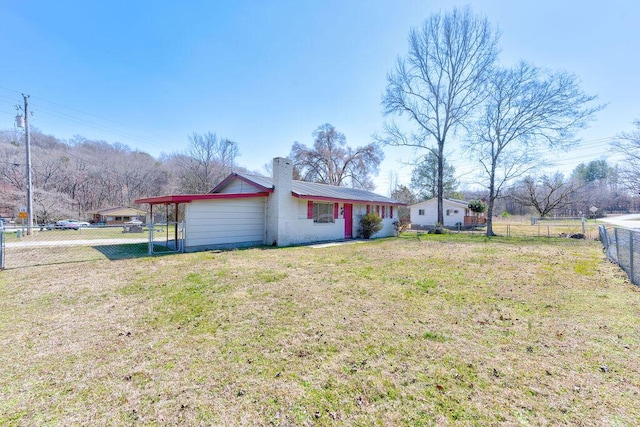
top-left (46, 220), bottom-right (80, 230)
top-left (65, 219), bottom-right (91, 227)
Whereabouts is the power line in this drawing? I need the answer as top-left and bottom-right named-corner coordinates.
top-left (0, 86), bottom-right (171, 152)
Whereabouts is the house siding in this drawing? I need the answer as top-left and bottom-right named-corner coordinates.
top-left (184, 198), bottom-right (266, 251)
top-left (217, 179), bottom-right (265, 194)
top-left (410, 199), bottom-right (467, 228)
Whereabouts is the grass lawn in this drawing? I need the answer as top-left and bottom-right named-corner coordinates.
top-left (0, 234), bottom-right (638, 425)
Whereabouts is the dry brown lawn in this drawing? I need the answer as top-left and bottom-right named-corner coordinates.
top-left (1, 234), bottom-right (638, 425)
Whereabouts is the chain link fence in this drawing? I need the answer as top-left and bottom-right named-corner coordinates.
top-left (0, 222), bottom-right (183, 270)
top-left (599, 224), bottom-right (640, 286)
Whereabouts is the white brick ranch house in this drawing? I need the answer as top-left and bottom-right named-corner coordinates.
top-left (135, 157), bottom-right (404, 251)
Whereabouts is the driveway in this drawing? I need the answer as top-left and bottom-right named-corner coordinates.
top-left (597, 214), bottom-right (640, 229)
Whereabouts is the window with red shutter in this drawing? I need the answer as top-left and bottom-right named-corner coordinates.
top-left (307, 201), bottom-right (313, 219)
top-left (334, 203), bottom-right (339, 219)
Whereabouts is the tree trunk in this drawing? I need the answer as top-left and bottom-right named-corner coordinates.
top-left (437, 143), bottom-right (444, 225)
top-left (486, 161), bottom-right (497, 236)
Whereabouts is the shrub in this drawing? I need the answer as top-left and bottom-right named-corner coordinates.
top-left (359, 213), bottom-right (383, 239)
top-left (468, 200), bottom-right (487, 215)
top-left (428, 222), bottom-right (448, 234)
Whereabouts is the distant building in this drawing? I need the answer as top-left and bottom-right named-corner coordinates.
top-left (409, 198), bottom-right (486, 228)
top-left (91, 206), bottom-right (148, 225)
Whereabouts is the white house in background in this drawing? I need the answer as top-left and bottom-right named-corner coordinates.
top-left (410, 198), bottom-right (486, 228)
top-left (136, 157), bottom-right (404, 252)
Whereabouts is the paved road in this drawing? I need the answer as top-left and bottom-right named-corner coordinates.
top-left (597, 214), bottom-right (640, 229)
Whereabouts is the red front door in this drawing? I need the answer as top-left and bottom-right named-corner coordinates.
top-left (344, 203), bottom-right (353, 239)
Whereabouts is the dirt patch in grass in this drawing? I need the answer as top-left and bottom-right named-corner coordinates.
top-left (0, 235), bottom-right (638, 425)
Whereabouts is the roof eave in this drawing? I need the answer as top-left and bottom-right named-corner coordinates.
top-left (135, 192), bottom-right (270, 205)
top-left (292, 192), bottom-right (405, 205)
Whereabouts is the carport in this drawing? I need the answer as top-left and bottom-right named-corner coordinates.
top-left (135, 192), bottom-right (270, 252)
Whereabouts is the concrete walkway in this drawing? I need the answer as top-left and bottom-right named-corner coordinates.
top-left (307, 239), bottom-right (368, 249)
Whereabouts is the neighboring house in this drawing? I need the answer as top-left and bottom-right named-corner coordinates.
top-left (91, 206), bottom-right (148, 225)
top-left (135, 157), bottom-right (404, 251)
top-left (410, 198), bottom-right (486, 228)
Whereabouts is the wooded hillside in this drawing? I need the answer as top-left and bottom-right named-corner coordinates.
top-left (0, 129), bottom-right (247, 223)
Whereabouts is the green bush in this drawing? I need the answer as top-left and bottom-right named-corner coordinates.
top-left (359, 213), bottom-right (383, 239)
top-left (468, 199), bottom-right (487, 215)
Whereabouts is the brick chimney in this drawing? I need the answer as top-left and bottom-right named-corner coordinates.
top-left (266, 157), bottom-right (293, 246)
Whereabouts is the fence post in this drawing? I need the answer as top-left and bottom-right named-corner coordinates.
top-left (0, 228), bottom-right (4, 270)
top-left (630, 230), bottom-right (635, 284)
top-left (148, 222), bottom-right (153, 255)
top-left (614, 228), bottom-right (620, 264)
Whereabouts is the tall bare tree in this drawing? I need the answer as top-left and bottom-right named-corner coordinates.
top-left (612, 119), bottom-right (640, 194)
top-left (467, 62), bottom-right (602, 235)
top-left (290, 124), bottom-right (383, 190)
top-left (380, 6), bottom-right (498, 224)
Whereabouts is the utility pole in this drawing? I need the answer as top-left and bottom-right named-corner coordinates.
top-left (16, 94), bottom-right (33, 235)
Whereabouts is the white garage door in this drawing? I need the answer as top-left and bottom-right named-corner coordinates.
top-left (185, 198), bottom-right (266, 250)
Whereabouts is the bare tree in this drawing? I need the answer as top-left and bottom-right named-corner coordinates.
top-left (612, 119), bottom-right (640, 194)
top-left (467, 62), bottom-right (602, 235)
top-left (171, 132), bottom-right (238, 193)
top-left (380, 6), bottom-right (499, 224)
top-left (510, 174), bottom-right (580, 218)
top-left (290, 124), bottom-right (383, 190)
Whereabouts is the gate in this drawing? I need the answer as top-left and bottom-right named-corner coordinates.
top-left (148, 222), bottom-right (185, 254)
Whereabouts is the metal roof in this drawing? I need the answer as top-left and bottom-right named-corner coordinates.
top-left (232, 172), bottom-right (403, 205)
top-left (409, 198), bottom-right (470, 209)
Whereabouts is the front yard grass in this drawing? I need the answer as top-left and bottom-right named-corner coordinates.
top-left (0, 234), bottom-right (638, 425)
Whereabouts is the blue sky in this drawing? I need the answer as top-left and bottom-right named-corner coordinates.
top-left (1, 1), bottom-right (638, 194)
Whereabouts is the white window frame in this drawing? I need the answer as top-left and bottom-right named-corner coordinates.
top-left (313, 202), bottom-right (335, 224)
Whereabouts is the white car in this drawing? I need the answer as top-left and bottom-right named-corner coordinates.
top-left (66, 219), bottom-right (91, 227)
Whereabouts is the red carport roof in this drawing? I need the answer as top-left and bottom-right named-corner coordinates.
top-left (135, 192), bottom-right (270, 205)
